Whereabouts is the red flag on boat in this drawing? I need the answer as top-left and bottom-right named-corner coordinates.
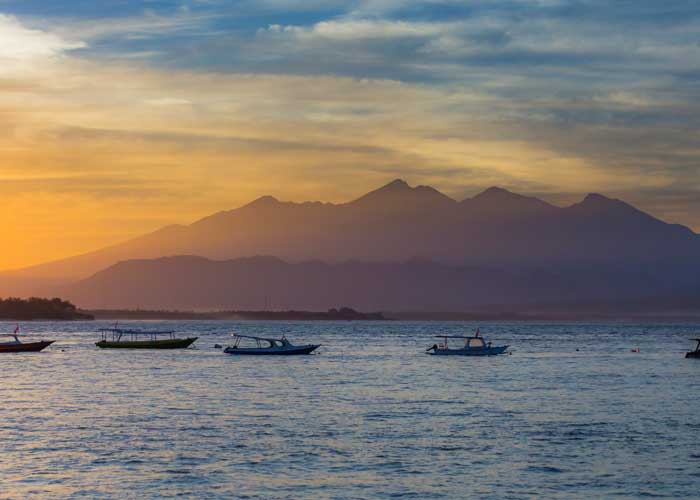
top-left (475, 328), bottom-right (480, 337)
top-left (13, 325), bottom-right (19, 334)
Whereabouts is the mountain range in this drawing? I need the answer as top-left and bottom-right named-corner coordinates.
top-left (2, 179), bottom-right (699, 312)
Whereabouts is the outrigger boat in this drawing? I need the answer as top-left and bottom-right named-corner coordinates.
top-left (223, 334), bottom-right (320, 355)
top-left (426, 331), bottom-right (508, 356)
top-left (686, 338), bottom-right (700, 359)
top-left (96, 328), bottom-right (197, 349)
top-left (0, 333), bottom-right (54, 353)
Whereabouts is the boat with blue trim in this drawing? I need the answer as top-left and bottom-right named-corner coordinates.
top-left (426, 330), bottom-right (508, 356)
top-left (223, 334), bottom-right (319, 355)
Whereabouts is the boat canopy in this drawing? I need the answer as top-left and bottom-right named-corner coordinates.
top-left (99, 328), bottom-right (178, 342)
top-left (433, 335), bottom-right (488, 348)
top-left (231, 334), bottom-right (279, 341)
top-left (99, 328), bottom-right (175, 335)
top-left (230, 334), bottom-right (291, 348)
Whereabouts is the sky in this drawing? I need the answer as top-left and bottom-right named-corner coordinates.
top-left (0, 0), bottom-right (699, 269)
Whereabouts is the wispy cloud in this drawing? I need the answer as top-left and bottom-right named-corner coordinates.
top-left (49, 9), bottom-right (215, 42)
top-left (0, 13), bottom-right (84, 68)
top-left (145, 97), bottom-right (193, 106)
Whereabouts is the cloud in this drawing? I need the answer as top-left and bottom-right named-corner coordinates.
top-left (48, 10), bottom-right (215, 42)
top-left (0, 174), bottom-right (171, 199)
top-left (264, 19), bottom-right (444, 41)
top-left (249, 7), bottom-right (700, 88)
top-left (145, 97), bottom-right (193, 106)
top-left (0, 14), bottom-right (84, 66)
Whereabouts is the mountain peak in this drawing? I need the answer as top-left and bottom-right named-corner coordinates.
top-left (564, 192), bottom-right (698, 237)
top-left (573, 193), bottom-right (630, 213)
top-left (349, 179), bottom-right (455, 210)
top-left (383, 178), bottom-right (410, 190)
top-left (244, 195), bottom-right (280, 208)
top-left (568, 192), bottom-right (668, 224)
top-left (582, 193), bottom-right (613, 204)
top-left (472, 186), bottom-right (520, 200)
top-left (193, 194), bottom-right (282, 227)
top-left (463, 186), bottom-right (555, 215)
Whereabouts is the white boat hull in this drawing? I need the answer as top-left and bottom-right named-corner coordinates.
top-left (428, 345), bottom-right (509, 356)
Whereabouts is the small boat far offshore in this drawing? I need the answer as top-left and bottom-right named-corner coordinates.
top-left (96, 328), bottom-right (197, 349)
top-left (686, 338), bottom-right (700, 359)
top-left (0, 333), bottom-right (54, 353)
top-left (426, 331), bottom-right (509, 356)
top-left (223, 334), bottom-right (320, 355)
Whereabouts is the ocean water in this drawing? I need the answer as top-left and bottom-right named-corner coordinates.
top-left (1, 321), bottom-right (699, 499)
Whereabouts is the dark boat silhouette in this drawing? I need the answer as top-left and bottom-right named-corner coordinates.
top-left (96, 328), bottom-right (197, 349)
top-left (686, 338), bottom-right (700, 359)
top-left (0, 333), bottom-right (54, 353)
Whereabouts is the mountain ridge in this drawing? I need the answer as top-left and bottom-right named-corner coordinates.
top-left (2, 179), bottom-right (698, 297)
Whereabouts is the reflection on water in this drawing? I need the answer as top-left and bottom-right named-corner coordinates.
top-left (0, 321), bottom-right (698, 499)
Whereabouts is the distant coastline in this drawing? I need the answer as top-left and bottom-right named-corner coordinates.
top-left (5, 296), bottom-right (697, 323)
top-left (389, 311), bottom-right (700, 322)
top-left (391, 299), bottom-right (700, 321)
top-left (85, 306), bottom-right (700, 322)
top-left (88, 307), bottom-right (386, 321)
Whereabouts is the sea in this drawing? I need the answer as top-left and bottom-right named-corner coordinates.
top-left (1, 320), bottom-right (699, 499)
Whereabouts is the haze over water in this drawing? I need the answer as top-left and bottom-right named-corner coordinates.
top-left (1, 320), bottom-right (698, 499)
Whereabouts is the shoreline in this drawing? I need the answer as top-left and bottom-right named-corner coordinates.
top-left (84, 309), bottom-right (700, 323)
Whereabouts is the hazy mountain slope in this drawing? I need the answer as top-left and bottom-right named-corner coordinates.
top-left (63, 256), bottom-right (700, 311)
top-left (5, 224), bottom-right (191, 281)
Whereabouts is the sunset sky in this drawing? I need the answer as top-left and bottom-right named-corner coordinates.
top-left (1, 1), bottom-right (699, 269)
